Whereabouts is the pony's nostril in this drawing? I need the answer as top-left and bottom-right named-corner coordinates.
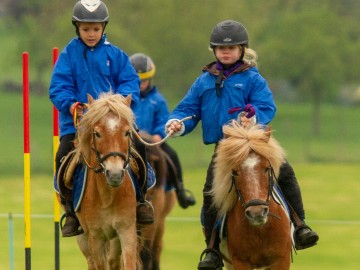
top-left (245, 209), bottom-right (252, 219)
top-left (263, 207), bottom-right (269, 217)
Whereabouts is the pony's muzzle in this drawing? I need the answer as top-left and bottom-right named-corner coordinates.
top-left (245, 205), bottom-right (269, 225)
top-left (104, 168), bottom-right (126, 187)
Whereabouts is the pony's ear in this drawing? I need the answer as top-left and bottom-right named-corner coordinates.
top-left (87, 94), bottom-right (95, 104)
top-left (263, 125), bottom-right (272, 142)
top-left (125, 94), bottom-right (132, 107)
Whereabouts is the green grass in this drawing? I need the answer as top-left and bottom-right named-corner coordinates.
top-left (1, 164), bottom-right (360, 269)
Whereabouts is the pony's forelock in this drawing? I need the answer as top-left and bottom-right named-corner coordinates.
top-left (75, 93), bottom-right (134, 156)
top-left (212, 123), bottom-right (285, 216)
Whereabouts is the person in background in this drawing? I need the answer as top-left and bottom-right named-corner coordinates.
top-left (166, 20), bottom-right (319, 270)
top-left (130, 52), bottom-right (196, 209)
top-left (49, 0), bottom-right (153, 237)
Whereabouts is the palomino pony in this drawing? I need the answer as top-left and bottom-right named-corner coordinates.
top-left (211, 123), bottom-right (292, 270)
top-left (72, 93), bottom-right (139, 269)
top-left (138, 132), bottom-right (176, 270)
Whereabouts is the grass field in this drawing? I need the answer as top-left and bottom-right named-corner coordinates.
top-left (1, 163), bottom-right (360, 269)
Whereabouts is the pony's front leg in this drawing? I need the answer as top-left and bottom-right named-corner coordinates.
top-left (76, 234), bottom-right (96, 270)
top-left (231, 259), bottom-right (252, 270)
top-left (87, 234), bottom-right (108, 270)
top-left (107, 238), bottom-right (122, 269)
top-left (118, 225), bottom-right (138, 270)
top-left (269, 256), bottom-right (291, 270)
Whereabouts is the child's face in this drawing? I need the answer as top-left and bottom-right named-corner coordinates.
top-left (78, 22), bottom-right (105, 47)
top-left (214, 45), bottom-right (242, 65)
top-left (140, 80), bottom-right (150, 91)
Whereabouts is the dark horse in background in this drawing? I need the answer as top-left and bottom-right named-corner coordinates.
top-left (211, 123), bottom-right (292, 270)
top-left (138, 132), bottom-right (176, 270)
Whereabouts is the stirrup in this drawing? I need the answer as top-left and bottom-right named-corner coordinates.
top-left (294, 224), bottom-right (319, 250)
top-left (60, 213), bottom-right (83, 237)
top-left (198, 248), bottom-right (223, 270)
top-left (136, 201), bottom-right (155, 225)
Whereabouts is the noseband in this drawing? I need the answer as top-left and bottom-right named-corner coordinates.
top-left (82, 130), bottom-right (132, 174)
top-left (230, 161), bottom-right (275, 209)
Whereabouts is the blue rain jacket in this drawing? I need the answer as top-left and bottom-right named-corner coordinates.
top-left (169, 63), bottom-right (276, 144)
top-left (49, 35), bottom-right (140, 137)
top-left (133, 86), bottom-right (170, 139)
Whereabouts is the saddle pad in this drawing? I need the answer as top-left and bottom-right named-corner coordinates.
top-left (54, 162), bottom-right (156, 212)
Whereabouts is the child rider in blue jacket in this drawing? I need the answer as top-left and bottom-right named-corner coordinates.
top-left (166, 20), bottom-right (319, 270)
top-left (49, 0), bottom-right (153, 237)
top-left (130, 53), bottom-right (196, 209)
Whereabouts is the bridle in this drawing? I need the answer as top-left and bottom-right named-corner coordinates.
top-left (229, 161), bottom-right (275, 209)
top-left (81, 129), bottom-right (132, 174)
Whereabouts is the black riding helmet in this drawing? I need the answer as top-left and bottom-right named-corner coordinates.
top-left (210, 20), bottom-right (249, 60)
top-left (72, 0), bottom-right (109, 36)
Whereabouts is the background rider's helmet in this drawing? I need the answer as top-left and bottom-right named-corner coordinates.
top-left (209, 20), bottom-right (249, 48)
top-left (130, 53), bottom-right (156, 80)
top-left (72, 0), bottom-right (109, 25)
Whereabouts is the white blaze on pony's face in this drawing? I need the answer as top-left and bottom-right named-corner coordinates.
top-left (94, 114), bottom-right (131, 187)
top-left (241, 153), bottom-right (261, 195)
top-left (240, 152), bottom-right (270, 226)
top-left (107, 116), bottom-right (120, 133)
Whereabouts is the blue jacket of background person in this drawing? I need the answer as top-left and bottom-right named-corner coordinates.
top-left (49, 35), bottom-right (140, 137)
top-left (169, 64), bottom-right (276, 144)
top-left (133, 86), bottom-right (170, 139)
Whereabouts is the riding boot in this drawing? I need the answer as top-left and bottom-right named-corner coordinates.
top-left (133, 135), bottom-right (154, 225)
top-left (161, 142), bottom-right (196, 209)
top-left (176, 182), bottom-right (196, 209)
top-left (278, 161), bottom-right (319, 250)
top-left (60, 198), bottom-right (83, 237)
top-left (137, 190), bottom-right (154, 225)
top-left (198, 194), bottom-right (223, 270)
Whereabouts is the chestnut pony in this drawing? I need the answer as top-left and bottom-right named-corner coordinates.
top-left (138, 132), bottom-right (176, 270)
top-left (72, 93), bottom-right (139, 269)
top-left (211, 123), bottom-right (292, 270)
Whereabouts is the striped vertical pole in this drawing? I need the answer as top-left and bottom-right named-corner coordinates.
top-left (22, 52), bottom-right (31, 270)
top-left (52, 47), bottom-right (61, 270)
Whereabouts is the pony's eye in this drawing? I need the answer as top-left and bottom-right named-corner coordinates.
top-left (94, 131), bottom-right (101, 138)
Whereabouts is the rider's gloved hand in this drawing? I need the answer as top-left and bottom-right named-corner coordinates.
top-left (244, 104), bottom-right (255, 118)
top-left (165, 119), bottom-right (185, 137)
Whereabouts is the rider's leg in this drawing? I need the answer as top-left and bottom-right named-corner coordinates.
top-left (56, 133), bottom-right (83, 237)
top-left (132, 135), bottom-right (154, 225)
top-left (160, 142), bottom-right (196, 209)
top-left (278, 160), bottom-right (319, 250)
top-left (198, 153), bottom-right (223, 270)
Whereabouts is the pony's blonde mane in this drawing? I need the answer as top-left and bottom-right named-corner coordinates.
top-left (211, 123), bottom-right (285, 216)
top-left (75, 93), bottom-right (134, 156)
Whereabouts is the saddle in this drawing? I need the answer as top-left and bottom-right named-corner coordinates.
top-left (57, 148), bottom-right (148, 200)
top-left (57, 150), bottom-right (81, 200)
